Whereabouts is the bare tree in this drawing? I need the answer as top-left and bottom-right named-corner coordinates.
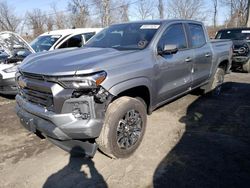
top-left (119, 1), bottom-right (129, 22)
top-left (45, 15), bottom-right (54, 31)
top-left (103, 0), bottom-right (111, 26)
top-left (51, 3), bottom-right (68, 29)
top-left (167, 0), bottom-right (206, 21)
top-left (136, 0), bottom-right (155, 20)
top-left (26, 9), bottom-right (46, 37)
top-left (158, 0), bottom-right (164, 19)
top-left (0, 1), bottom-right (20, 32)
top-left (68, 0), bottom-right (89, 28)
top-left (220, 0), bottom-right (248, 27)
top-left (212, 0), bottom-right (218, 28)
top-left (94, 0), bottom-right (112, 27)
top-left (111, 0), bottom-right (130, 23)
top-left (247, 0), bottom-right (250, 26)
top-left (220, 0), bottom-right (234, 18)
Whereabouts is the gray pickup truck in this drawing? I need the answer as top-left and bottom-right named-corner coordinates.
top-left (15, 20), bottom-right (232, 158)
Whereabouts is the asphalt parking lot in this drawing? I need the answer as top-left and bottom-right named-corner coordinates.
top-left (0, 72), bottom-right (250, 188)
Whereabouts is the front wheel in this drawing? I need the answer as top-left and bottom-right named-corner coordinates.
top-left (97, 96), bottom-right (147, 159)
top-left (242, 60), bottom-right (250, 73)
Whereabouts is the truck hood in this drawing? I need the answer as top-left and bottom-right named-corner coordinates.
top-left (19, 47), bottom-right (138, 76)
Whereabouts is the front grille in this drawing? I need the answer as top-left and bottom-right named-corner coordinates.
top-left (21, 72), bottom-right (45, 80)
top-left (18, 72), bottom-right (54, 109)
top-left (233, 44), bottom-right (250, 57)
top-left (20, 87), bottom-right (53, 108)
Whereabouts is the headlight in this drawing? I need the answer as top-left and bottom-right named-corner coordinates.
top-left (58, 71), bottom-right (107, 89)
top-left (3, 65), bottom-right (18, 73)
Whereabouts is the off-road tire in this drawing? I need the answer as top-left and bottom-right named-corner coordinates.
top-left (210, 67), bottom-right (225, 96)
top-left (203, 67), bottom-right (225, 96)
top-left (242, 60), bottom-right (250, 73)
top-left (96, 96), bottom-right (147, 159)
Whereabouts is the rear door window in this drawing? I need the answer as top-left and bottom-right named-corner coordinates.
top-left (188, 24), bottom-right (206, 48)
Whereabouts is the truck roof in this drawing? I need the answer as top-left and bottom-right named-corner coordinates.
top-left (218, 27), bottom-right (250, 31)
top-left (112, 19), bottom-right (203, 26)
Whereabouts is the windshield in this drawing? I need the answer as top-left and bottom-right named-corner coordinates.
top-left (85, 23), bottom-right (161, 50)
top-left (216, 29), bottom-right (250, 40)
top-left (30, 35), bottom-right (61, 52)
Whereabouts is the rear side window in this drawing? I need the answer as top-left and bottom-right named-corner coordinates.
top-left (216, 29), bottom-right (250, 40)
top-left (188, 24), bottom-right (206, 48)
top-left (158, 24), bottom-right (187, 50)
top-left (83, 32), bottom-right (96, 42)
top-left (59, 34), bottom-right (83, 49)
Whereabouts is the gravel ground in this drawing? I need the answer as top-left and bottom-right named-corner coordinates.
top-left (0, 72), bottom-right (250, 188)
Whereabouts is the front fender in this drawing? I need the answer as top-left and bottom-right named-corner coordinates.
top-left (108, 77), bottom-right (152, 96)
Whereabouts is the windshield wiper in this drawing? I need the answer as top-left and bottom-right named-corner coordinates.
top-left (111, 46), bottom-right (140, 51)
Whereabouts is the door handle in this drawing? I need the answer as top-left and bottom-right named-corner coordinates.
top-left (185, 57), bottom-right (192, 62)
top-left (205, 53), bottom-right (211, 57)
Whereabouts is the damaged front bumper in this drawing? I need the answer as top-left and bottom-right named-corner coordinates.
top-left (16, 94), bottom-right (105, 157)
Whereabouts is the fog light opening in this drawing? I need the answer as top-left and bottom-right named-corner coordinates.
top-left (72, 108), bottom-right (90, 120)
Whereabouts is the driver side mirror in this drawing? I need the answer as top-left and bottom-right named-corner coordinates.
top-left (158, 44), bottom-right (178, 55)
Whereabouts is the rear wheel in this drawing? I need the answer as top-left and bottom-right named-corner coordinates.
top-left (202, 67), bottom-right (225, 96)
top-left (97, 96), bottom-right (147, 159)
top-left (210, 67), bottom-right (225, 96)
top-left (242, 60), bottom-right (250, 73)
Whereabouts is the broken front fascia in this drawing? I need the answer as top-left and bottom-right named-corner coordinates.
top-left (16, 69), bottom-right (114, 156)
top-left (62, 72), bottom-right (114, 122)
top-left (16, 84), bottom-right (113, 157)
top-left (67, 86), bottom-right (114, 121)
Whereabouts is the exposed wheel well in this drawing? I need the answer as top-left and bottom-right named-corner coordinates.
top-left (218, 60), bottom-right (229, 71)
top-left (115, 86), bottom-right (151, 114)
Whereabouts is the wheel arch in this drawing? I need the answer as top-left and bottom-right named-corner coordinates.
top-left (216, 55), bottom-right (231, 73)
top-left (108, 78), bottom-right (152, 114)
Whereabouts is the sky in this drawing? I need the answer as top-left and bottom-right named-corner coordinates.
top-left (7, 0), bottom-right (228, 26)
top-left (8, 0), bottom-right (67, 14)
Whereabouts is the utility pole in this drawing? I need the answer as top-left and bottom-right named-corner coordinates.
top-left (247, 0), bottom-right (250, 27)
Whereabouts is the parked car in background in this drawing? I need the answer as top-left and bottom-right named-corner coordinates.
top-left (215, 27), bottom-right (250, 73)
top-left (30, 28), bottom-right (103, 52)
top-left (0, 28), bottom-right (102, 95)
top-left (0, 32), bottom-right (34, 94)
top-left (16, 20), bottom-right (232, 158)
